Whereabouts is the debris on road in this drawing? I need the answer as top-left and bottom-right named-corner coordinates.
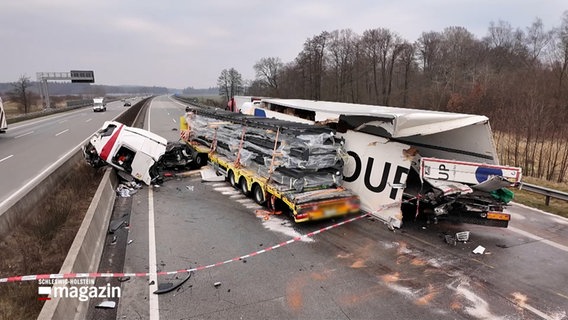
top-left (108, 220), bottom-right (126, 233)
top-left (473, 245), bottom-right (486, 254)
top-left (213, 281), bottom-right (222, 288)
top-left (153, 272), bottom-right (192, 295)
top-left (200, 167), bottom-right (225, 182)
top-left (456, 231), bottom-right (470, 242)
top-left (444, 234), bottom-right (457, 246)
top-left (116, 184), bottom-right (138, 197)
top-left (95, 301), bottom-right (116, 309)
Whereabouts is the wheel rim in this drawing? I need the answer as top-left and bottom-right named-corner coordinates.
top-left (254, 185), bottom-right (265, 204)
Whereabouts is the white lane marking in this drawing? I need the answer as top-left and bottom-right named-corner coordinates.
top-left (508, 226), bottom-right (568, 253)
top-left (85, 118), bottom-right (92, 122)
top-left (55, 129), bottom-right (69, 136)
top-left (0, 155), bottom-right (14, 163)
top-left (147, 102), bottom-right (160, 319)
top-left (14, 131), bottom-right (34, 139)
top-left (59, 119), bottom-right (67, 124)
top-left (148, 188), bottom-right (159, 319)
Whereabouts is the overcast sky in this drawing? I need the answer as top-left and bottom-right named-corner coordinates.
top-left (1, 1), bottom-right (566, 89)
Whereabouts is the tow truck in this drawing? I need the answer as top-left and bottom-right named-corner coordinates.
top-left (180, 107), bottom-right (360, 223)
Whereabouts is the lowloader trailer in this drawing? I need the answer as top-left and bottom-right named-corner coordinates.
top-left (181, 107), bottom-right (360, 223)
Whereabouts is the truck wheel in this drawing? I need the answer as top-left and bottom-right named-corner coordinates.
top-left (240, 178), bottom-right (250, 196)
top-left (194, 153), bottom-right (207, 167)
top-left (228, 170), bottom-right (237, 188)
top-left (253, 184), bottom-right (266, 205)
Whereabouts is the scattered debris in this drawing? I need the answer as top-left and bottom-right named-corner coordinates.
top-left (95, 301), bottom-right (116, 309)
top-left (444, 234), bottom-right (457, 246)
top-left (200, 167), bottom-right (225, 182)
top-left (213, 282), bottom-right (222, 288)
top-left (118, 276), bottom-right (131, 282)
top-left (456, 231), bottom-right (470, 242)
top-left (127, 239), bottom-right (133, 245)
top-left (153, 272), bottom-right (192, 295)
top-left (116, 183), bottom-right (140, 197)
top-left (186, 185), bottom-right (194, 191)
top-left (110, 236), bottom-right (117, 246)
top-left (473, 245), bottom-right (486, 254)
top-left (109, 220), bottom-right (126, 233)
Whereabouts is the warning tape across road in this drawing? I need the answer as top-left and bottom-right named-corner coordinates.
top-left (0, 213), bottom-right (371, 283)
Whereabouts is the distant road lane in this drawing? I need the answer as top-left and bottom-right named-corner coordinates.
top-left (0, 101), bottom-right (132, 208)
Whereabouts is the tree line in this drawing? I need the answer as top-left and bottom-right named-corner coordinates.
top-left (218, 12), bottom-right (568, 183)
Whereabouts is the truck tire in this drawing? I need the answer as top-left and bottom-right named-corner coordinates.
top-left (240, 178), bottom-right (250, 196)
top-left (228, 170), bottom-right (238, 188)
top-left (194, 153), bottom-right (207, 167)
top-left (253, 184), bottom-right (266, 205)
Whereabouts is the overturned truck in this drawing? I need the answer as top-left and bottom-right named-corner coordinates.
top-left (235, 98), bottom-right (523, 228)
top-left (83, 121), bottom-right (203, 184)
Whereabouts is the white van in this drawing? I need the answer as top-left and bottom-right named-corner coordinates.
top-left (93, 97), bottom-right (106, 112)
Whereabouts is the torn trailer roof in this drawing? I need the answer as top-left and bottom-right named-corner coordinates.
top-left (260, 99), bottom-right (499, 164)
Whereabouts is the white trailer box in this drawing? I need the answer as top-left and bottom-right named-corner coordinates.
top-left (0, 97), bottom-right (7, 133)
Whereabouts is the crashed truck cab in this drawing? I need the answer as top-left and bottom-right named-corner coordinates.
top-left (83, 121), bottom-right (199, 185)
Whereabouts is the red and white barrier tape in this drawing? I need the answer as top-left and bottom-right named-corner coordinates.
top-left (0, 213), bottom-right (371, 283)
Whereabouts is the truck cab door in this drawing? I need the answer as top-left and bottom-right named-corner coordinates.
top-left (130, 152), bottom-right (157, 185)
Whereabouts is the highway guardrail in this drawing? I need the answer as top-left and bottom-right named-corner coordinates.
top-left (521, 182), bottom-right (568, 205)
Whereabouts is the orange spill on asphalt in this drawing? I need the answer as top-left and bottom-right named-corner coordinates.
top-left (351, 258), bottom-right (366, 268)
top-left (415, 284), bottom-right (438, 305)
top-left (450, 300), bottom-right (462, 310)
top-left (411, 258), bottom-right (427, 266)
top-left (381, 272), bottom-right (400, 283)
top-left (286, 278), bottom-right (305, 311)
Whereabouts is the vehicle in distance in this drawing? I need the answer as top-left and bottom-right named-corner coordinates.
top-left (124, 100), bottom-right (131, 107)
top-left (93, 97), bottom-right (106, 112)
top-left (0, 97), bottom-right (7, 133)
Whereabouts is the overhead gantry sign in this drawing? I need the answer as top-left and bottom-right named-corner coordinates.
top-left (37, 70), bottom-right (95, 108)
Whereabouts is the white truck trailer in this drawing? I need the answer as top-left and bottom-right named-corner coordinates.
top-left (0, 97), bottom-right (7, 133)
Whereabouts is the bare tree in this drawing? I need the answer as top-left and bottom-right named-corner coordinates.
top-left (253, 57), bottom-right (283, 95)
top-left (217, 68), bottom-right (243, 101)
top-left (398, 42), bottom-right (416, 106)
top-left (525, 18), bottom-right (554, 66)
top-left (326, 29), bottom-right (357, 101)
top-left (296, 32), bottom-right (329, 100)
top-left (11, 74), bottom-right (33, 113)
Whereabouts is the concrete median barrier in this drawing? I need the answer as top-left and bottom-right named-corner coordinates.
top-left (37, 167), bottom-right (117, 320)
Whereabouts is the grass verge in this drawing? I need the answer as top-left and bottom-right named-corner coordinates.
top-left (0, 163), bottom-right (103, 320)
